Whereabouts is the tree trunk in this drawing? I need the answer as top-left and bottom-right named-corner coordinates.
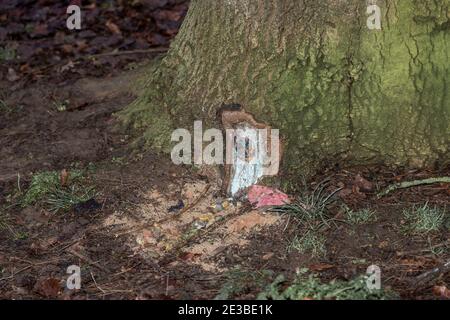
top-left (121, 0), bottom-right (450, 179)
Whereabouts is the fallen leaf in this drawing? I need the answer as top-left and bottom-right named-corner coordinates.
top-left (433, 286), bottom-right (450, 299)
top-left (60, 169), bottom-right (69, 186)
top-left (338, 188), bottom-right (353, 198)
top-left (262, 252), bottom-right (274, 260)
top-left (136, 229), bottom-right (157, 247)
top-left (106, 20), bottom-right (122, 35)
top-left (378, 240), bottom-right (389, 249)
top-left (180, 252), bottom-right (201, 261)
top-left (61, 44), bottom-right (73, 54)
top-left (354, 174), bottom-right (373, 192)
top-left (34, 278), bottom-right (61, 298)
top-left (19, 63), bottom-right (29, 72)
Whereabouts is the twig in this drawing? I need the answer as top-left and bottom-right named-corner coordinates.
top-left (56, 238), bottom-right (83, 253)
top-left (282, 214), bottom-right (291, 232)
top-left (17, 173), bottom-right (21, 193)
top-left (0, 259), bottom-right (59, 282)
top-left (377, 177), bottom-right (450, 198)
top-left (90, 271), bottom-right (106, 294)
top-left (396, 239), bottom-right (450, 256)
top-left (0, 265), bottom-right (32, 282)
top-left (67, 248), bottom-right (110, 273)
top-left (165, 273), bottom-right (170, 296)
top-left (413, 259), bottom-right (450, 290)
top-left (88, 47), bottom-right (168, 59)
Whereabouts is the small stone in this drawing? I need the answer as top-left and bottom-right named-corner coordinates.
top-left (211, 203), bottom-right (224, 212)
top-left (7, 68), bottom-right (20, 82)
top-left (168, 199), bottom-right (185, 213)
top-left (262, 252), bottom-right (274, 260)
top-left (199, 214), bottom-right (213, 222)
top-left (78, 217), bottom-right (90, 226)
top-left (136, 229), bottom-right (157, 246)
top-left (193, 220), bottom-right (207, 230)
top-left (222, 201), bottom-right (230, 209)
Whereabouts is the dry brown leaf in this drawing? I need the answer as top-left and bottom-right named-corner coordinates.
top-left (106, 20), bottom-right (122, 35)
top-left (354, 174), bottom-right (373, 192)
top-left (262, 252), bottom-right (274, 260)
top-left (180, 252), bottom-right (201, 261)
top-left (34, 278), bottom-right (61, 298)
top-left (60, 169), bottom-right (69, 187)
top-left (433, 286), bottom-right (450, 299)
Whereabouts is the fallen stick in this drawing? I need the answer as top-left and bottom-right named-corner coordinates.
top-left (396, 240), bottom-right (450, 257)
top-left (90, 271), bottom-right (106, 294)
top-left (88, 47), bottom-right (168, 59)
top-left (377, 177), bottom-right (450, 198)
top-left (413, 259), bottom-right (450, 289)
top-left (67, 248), bottom-right (110, 273)
top-left (0, 259), bottom-right (59, 282)
top-left (0, 265), bottom-right (33, 282)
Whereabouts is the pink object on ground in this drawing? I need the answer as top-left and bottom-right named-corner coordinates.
top-left (247, 185), bottom-right (290, 208)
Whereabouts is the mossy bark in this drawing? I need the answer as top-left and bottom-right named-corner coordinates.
top-left (120, 0), bottom-right (450, 178)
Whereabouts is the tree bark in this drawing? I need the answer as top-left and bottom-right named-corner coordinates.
top-left (120, 0), bottom-right (450, 178)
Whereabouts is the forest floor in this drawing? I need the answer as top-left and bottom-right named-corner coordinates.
top-left (0, 1), bottom-right (449, 300)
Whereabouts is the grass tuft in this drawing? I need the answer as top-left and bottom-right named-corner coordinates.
top-left (0, 47), bottom-right (16, 61)
top-left (257, 269), bottom-right (397, 300)
top-left (21, 170), bottom-right (96, 213)
top-left (22, 171), bottom-right (61, 206)
top-left (0, 99), bottom-right (11, 113)
top-left (402, 203), bottom-right (446, 235)
top-left (270, 179), bottom-right (341, 230)
top-left (0, 212), bottom-right (12, 234)
top-left (287, 231), bottom-right (326, 257)
top-left (45, 185), bottom-right (96, 213)
top-left (0, 211), bottom-right (24, 239)
top-left (269, 180), bottom-right (341, 257)
top-left (345, 208), bottom-right (378, 225)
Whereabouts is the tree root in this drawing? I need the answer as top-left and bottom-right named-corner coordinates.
top-left (377, 177), bottom-right (450, 198)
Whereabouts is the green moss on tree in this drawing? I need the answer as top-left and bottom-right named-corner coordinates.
top-left (119, 0), bottom-right (450, 178)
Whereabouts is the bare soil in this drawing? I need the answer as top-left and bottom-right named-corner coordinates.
top-left (0, 72), bottom-right (448, 299)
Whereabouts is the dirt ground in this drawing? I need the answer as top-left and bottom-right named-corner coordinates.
top-left (0, 69), bottom-right (448, 299)
top-left (0, 1), bottom-right (449, 300)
